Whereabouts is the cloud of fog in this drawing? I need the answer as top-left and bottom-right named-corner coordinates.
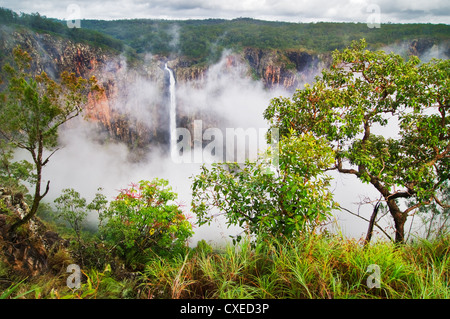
top-left (42, 52), bottom-right (290, 246)
top-left (94, 55), bottom-right (166, 135)
top-left (40, 46), bottom-right (436, 246)
top-left (381, 41), bottom-right (449, 62)
top-left (177, 51), bottom-right (287, 131)
top-left (173, 51), bottom-right (291, 165)
top-left (5, 0), bottom-right (449, 23)
top-left (45, 118), bottom-right (232, 245)
top-left (168, 24), bottom-right (181, 54)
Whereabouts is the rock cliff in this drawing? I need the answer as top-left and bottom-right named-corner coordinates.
top-left (1, 25), bottom-right (447, 155)
top-left (1, 26), bottom-right (169, 156)
top-left (243, 47), bottom-right (330, 90)
top-left (170, 48), bottom-right (330, 91)
top-left (0, 187), bottom-right (67, 277)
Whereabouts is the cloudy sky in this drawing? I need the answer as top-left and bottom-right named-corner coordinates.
top-left (3, 0), bottom-right (450, 23)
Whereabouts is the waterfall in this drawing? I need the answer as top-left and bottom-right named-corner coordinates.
top-left (165, 63), bottom-right (177, 158)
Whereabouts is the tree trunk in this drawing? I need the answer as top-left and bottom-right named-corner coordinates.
top-left (393, 213), bottom-right (406, 244)
top-left (10, 168), bottom-right (44, 232)
top-left (364, 201), bottom-right (380, 247)
top-left (368, 176), bottom-right (408, 244)
top-left (386, 199), bottom-right (406, 244)
top-left (10, 139), bottom-right (49, 232)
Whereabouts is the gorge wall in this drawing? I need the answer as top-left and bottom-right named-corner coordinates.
top-left (1, 25), bottom-right (448, 157)
top-left (1, 26), bottom-right (171, 157)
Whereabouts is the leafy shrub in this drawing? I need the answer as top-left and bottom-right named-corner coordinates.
top-left (100, 179), bottom-right (193, 266)
top-left (191, 133), bottom-right (336, 244)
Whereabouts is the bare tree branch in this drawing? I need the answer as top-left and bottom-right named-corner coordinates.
top-left (338, 205), bottom-right (393, 242)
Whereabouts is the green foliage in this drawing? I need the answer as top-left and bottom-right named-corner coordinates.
top-left (52, 187), bottom-right (114, 268)
top-left (0, 140), bottom-right (34, 195)
top-left (194, 239), bottom-right (214, 255)
top-left (86, 187), bottom-right (108, 229)
top-left (0, 278), bottom-right (35, 299)
top-left (2, 7), bottom-right (449, 66)
top-left (54, 189), bottom-right (88, 240)
top-left (0, 45), bottom-right (101, 229)
top-left (415, 181), bottom-right (450, 240)
top-left (264, 39), bottom-right (449, 243)
top-left (101, 179), bottom-right (193, 265)
top-left (3, 232), bottom-right (449, 299)
top-left (139, 233), bottom-right (450, 299)
top-left (0, 7), bottom-right (124, 53)
top-left (192, 133), bottom-right (336, 244)
top-left (78, 16), bottom-right (450, 64)
top-left (63, 265), bottom-right (130, 299)
top-left (53, 188), bottom-right (89, 267)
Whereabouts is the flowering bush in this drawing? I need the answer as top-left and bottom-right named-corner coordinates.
top-left (100, 179), bottom-right (193, 262)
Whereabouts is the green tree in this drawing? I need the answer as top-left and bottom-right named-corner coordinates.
top-left (0, 139), bottom-right (34, 195)
top-left (191, 132), bottom-right (336, 244)
top-left (416, 180), bottom-right (450, 240)
top-left (101, 179), bottom-right (193, 263)
top-left (54, 188), bottom-right (88, 262)
top-left (264, 39), bottom-right (449, 243)
top-left (54, 188), bottom-right (110, 265)
top-left (87, 187), bottom-right (108, 229)
top-left (0, 46), bottom-right (101, 231)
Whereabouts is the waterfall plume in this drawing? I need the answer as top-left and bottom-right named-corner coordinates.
top-left (165, 63), bottom-right (177, 159)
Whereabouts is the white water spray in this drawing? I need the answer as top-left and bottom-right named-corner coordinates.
top-left (165, 63), bottom-right (177, 158)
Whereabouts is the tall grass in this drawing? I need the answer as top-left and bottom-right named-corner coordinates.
top-left (2, 233), bottom-right (448, 299)
top-left (139, 233), bottom-right (450, 299)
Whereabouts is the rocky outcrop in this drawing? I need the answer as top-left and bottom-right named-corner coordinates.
top-left (3, 24), bottom-right (446, 156)
top-left (172, 63), bottom-right (207, 84)
top-left (0, 188), bottom-right (67, 277)
top-left (0, 27), bottom-right (112, 79)
top-left (244, 47), bottom-right (330, 91)
top-left (408, 38), bottom-right (450, 60)
top-left (0, 26), bottom-right (169, 155)
top-left (166, 48), bottom-right (329, 91)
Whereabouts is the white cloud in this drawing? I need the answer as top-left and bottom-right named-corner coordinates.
top-left (3, 0), bottom-right (449, 23)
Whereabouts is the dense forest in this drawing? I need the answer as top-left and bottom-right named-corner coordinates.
top-left (2, 7), bottom-right (450, 65)
top-left (81, 17), bottom-right (450, 60)
top-left (0, 7), bottom-right (124, 53)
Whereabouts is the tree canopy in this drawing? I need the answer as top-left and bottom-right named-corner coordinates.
top-left (264, 39), bottom-right (449, 243)
top-left (81, 17), bottom-right (450, 61)
top-left (2, 7), bottom-right (449, 65)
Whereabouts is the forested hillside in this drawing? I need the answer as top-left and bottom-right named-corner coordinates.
top-left (81, 17), bottom-right (450, 60)
top-left (2, 7), bottom-right (449, 66)
top-left (0, 8), bottom-right (125, 54)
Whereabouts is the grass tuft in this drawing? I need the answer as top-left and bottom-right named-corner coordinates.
top-left (3, 233), bottom-right (449, 299)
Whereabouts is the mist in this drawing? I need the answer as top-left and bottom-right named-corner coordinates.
top-left (39, 45), bottom-right (442, 246)
top-left (40, 52), bottom-right (290, 246)
top-left (381, 40), bottom-right (449, 62)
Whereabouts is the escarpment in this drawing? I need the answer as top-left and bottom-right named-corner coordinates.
top-left (1, 24), bottom-right (446, 156)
